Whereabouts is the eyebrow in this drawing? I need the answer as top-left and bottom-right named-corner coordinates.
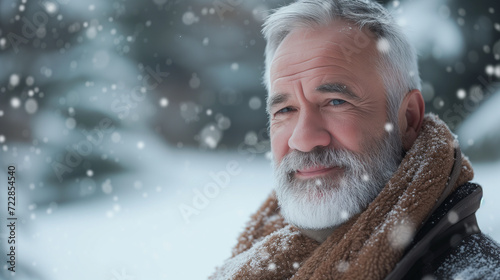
top-left (266, 82), bottom-right (359, 114)
top-left (315, 83), bottom-right (360, 100)
top-left (266, 93), bottom-right (289, 114)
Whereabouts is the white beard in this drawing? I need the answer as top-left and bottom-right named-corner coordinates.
top-left (273, 130), bottom-right (403, 230)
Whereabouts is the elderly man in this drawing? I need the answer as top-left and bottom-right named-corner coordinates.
top-left (212, 0), bottom-right (500, 279)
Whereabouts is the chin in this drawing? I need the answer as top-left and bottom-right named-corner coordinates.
top-left (277, 177), bottom-right (367, 230)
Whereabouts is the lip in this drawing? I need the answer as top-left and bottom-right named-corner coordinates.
top-left (295, 166), bottom-right (341, 178)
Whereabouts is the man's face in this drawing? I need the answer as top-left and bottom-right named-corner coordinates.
top-left (268, 21), bottom-right (402, 229)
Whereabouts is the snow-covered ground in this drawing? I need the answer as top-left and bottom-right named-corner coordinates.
top-left (14, 150), bottom-right (275, 280)
top-left (472, 160), bottom-right (500, 240)
top-left (9, 150), bottom-right (500, 280)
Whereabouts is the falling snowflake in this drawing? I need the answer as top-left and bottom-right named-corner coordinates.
top-left (216, 114), bottom-right (231, 130)
top-left (377, 38), bottom-right (390, 53)
top-left (336, 260), bottom-right (350, 272)
top-left (204, 136), bottom-right (217, 149)
top-left (43, 2), bottom-right (58, 14)
top-left (486, 65), bottom-right (495, 75)
top-left (265, 151), bottom-right (273, 161)
top-left (249, 96), bottom-right (262, 110)
top-left (159, 98), bottom-right (169, 107)
top-left (25, 98), bottom-right (38, 114)
top-left (447, 211), bottom-right (459, 224)
top-left (384, 122), bottom-right (394, 133)
top-left (389, 220), bottom-right (415, 249)
top-left (199, 124), bottom-right (222, 149)
top-left (244, 131), bottom-right (258, 145)
top-left (267, 263), bottom-right (277, 271)
top-left (230, 62), bottom-right (239, 71)
top-left (182, 11), bottom-right (199, 25)
top-left (456, 89), bottom-right (466, 100)
top-left (340, 210), bottom-right (349, 220)
top-left (362, 173), bottom-right (370, 181)
top-left (10, 97), bottom-right (21, 108)
top-left (433, 97), bottom-right (444, 109)
top-left (137, 141), bottom-right (145, 149)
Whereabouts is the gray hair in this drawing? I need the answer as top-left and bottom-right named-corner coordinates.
top-left (262, 0), bottom-right (421, 123)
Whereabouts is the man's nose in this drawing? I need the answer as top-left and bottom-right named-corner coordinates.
top-left (288, 109), bottom-right (331, 152)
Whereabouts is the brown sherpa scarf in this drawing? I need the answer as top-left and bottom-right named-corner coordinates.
top-left (210, 114), bottom-right (474, 280)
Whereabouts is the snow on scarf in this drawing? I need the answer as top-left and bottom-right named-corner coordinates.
top-left (210, 114), bottom-right (474, 280)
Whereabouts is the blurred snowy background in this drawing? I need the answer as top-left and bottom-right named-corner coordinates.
top-left (0, 0), bottom-right (499, 279)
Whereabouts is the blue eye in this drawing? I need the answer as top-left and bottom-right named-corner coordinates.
top-left (330, 99), bottom-right (346, 106)
top-left (276, 107), bottom-right (293, 114)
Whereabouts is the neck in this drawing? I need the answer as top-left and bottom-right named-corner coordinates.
top-left (298, 226), bottom-right (338, 243)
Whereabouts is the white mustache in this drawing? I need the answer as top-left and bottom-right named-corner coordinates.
top-left (277, 146), bottom-right (368, 179)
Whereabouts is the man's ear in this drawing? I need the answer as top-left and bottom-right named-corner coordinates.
top-left (398, 89), bottom-right (425, 150)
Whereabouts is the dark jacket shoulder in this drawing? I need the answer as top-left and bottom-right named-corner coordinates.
top-left (389, 183), bottom-right (500, 279)
top-left (433, 233), bottom-right (500, 279)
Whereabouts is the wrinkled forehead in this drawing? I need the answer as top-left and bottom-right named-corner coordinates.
top-left (269, 20), bottom-right (380, 86)
top-left (273, 20), bottom-right (378, 61)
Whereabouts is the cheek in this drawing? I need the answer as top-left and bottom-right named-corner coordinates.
top-left (326, 116), bottom-right (383, 153)
top-left (323, 88), bottom-right (387, 149)
top-left (328, 122), bottom-right (363, 152)
top-left (270, 125), bottom-right (293, 164)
